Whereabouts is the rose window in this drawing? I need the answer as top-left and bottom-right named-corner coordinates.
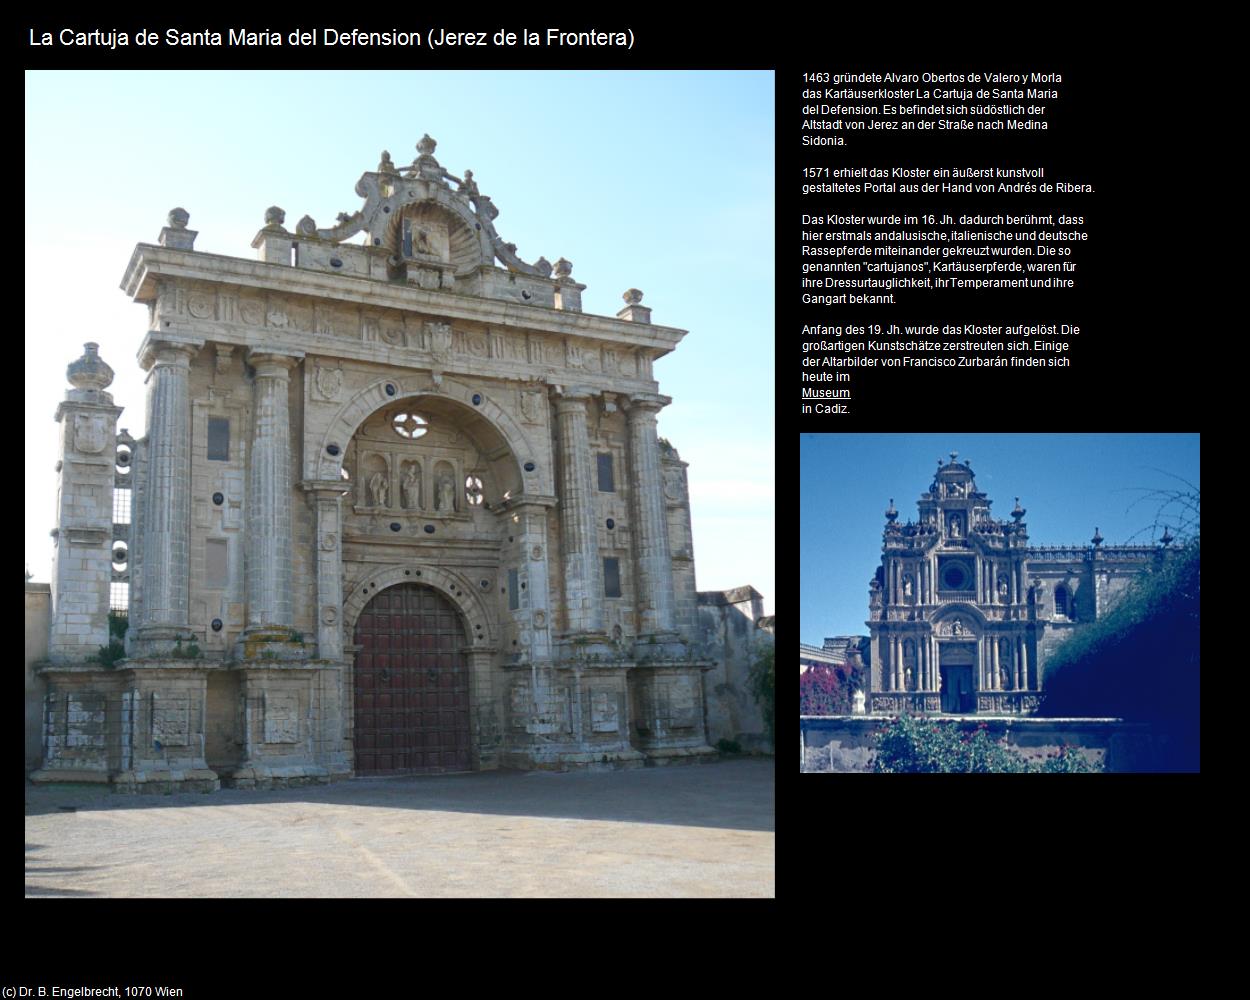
top-left (391, 412), bottom-right (428, 439)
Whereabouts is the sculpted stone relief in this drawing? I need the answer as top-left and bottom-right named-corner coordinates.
top-left (314, 365), bottom-right (343, 401)
top-left (73, 414), bottom-right (108, 454)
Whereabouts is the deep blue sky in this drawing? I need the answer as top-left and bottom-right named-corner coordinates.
top-left (801, 433), bottom-right (1200, 642)
top-left (25, 70), bottom-right (774, 608)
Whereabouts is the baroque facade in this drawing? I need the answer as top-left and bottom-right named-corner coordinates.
top-left (866, 454), bottom-right (1167, 716)
top-left (34, 135), bottom-right (717, 792)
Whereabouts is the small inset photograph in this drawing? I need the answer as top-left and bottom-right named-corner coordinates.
top-left (800, 433), bottom-right (1199, 773)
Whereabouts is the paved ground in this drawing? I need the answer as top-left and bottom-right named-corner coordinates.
top-left (25, 758), bottom-right (773, 897)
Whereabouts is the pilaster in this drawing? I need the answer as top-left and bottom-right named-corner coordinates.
top-left (301, 480), bottom-right (347, 661)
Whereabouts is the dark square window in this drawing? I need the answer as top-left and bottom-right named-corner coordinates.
top-left (603, 557), bottom-right (621, 598)
top-left (207, 417), bottom-right (230, 461)
top-left (597, 453), bottom-right (615, 492)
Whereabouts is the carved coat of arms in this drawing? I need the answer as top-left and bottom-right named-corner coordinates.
top-left (74, 414), bottom-right (108, 454)
top-left (314, 365), bottom-right (343, 401)
top-left (519, 390), bottom-right (543, 423)
top-left (426, 321), bottom-right (453, 362)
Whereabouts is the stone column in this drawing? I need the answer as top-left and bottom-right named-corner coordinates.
top-left (302, 482), bottom-right (346, 660)
top-left (1016, 635), bottom-right (1025, 691)
top-left (137, 341), bottom-right (198, 641)
top-left (245, 351), bottom-right (299, 632)
top-left (551, 387), bottom-right (604, 635)
top-left (992, 637), bottom-right (1000, 691)
top-left (624, 393), bottom-right (677, 637)
top-left (49, 344), bottom-right (124, 662)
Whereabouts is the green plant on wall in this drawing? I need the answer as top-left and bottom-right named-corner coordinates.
top-left (748, 644), bottom-right (775, 748)
top-left (95, 639), bottom-right (126, 668)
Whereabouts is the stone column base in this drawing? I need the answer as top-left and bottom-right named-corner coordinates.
top-left (632, 633), bottom-right (689, 660)
top-left (498, 747), bottom-right (647, 772)
top-left (111, 767), bottom-right (220, 794)
top-left (219, 762), bottom-right (333, 790)
top-left (29, 767), bottom-right (111, 785)
top-left (642, 745), bottom-right (719, 767)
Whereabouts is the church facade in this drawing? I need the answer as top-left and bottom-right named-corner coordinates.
top-left (866, 454), bottom-right (1164, 715)
top-left (34, 135), bottom-right (716, 792)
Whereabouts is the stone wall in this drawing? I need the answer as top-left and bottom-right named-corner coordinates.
top-left (800, 716), bottom-right (1170, 772)
top-left (25, 583), bottom-right (51, 771)
top-left (697, 586), bottom-right (771, 749)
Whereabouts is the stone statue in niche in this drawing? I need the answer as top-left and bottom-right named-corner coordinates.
top-left (437, 476), bottom-right (456, 512)
top-left (949, 515), bottom-right (961, 538)
top-left (903, 574), bottom-right (914, 600)
top-left (998, 575), bottom-right (1009, 599)
top-left (369, 472), bottom-right (389, 508)
top-left (402, 465), bottom-right (421, 510)
top-left (951, 620), bottom-right (963, 636)
top-left (415, 228), bottom-right (434, 255)
top-left (999, 666), bottom-right (1010, 689)
top-left (905, 667), bottom-right (913, 690)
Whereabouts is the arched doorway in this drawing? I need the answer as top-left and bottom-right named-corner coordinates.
top-left (353, 583), bottom-right (471, 774)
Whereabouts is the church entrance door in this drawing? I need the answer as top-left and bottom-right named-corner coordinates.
top-left (353, 583), bottom-right (471, 774)
top-left (938, 641), bottom-right (977, 713)
top-left (939, 665), bottom-right (976, 713)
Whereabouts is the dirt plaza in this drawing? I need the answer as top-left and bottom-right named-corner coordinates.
top-left (25, 758), bottom-right (773, 898)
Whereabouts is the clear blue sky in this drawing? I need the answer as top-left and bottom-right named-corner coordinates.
top-left (25, 70), bottom-right (774, 610)
top-left (801, 433), bottom-right (1200, 642)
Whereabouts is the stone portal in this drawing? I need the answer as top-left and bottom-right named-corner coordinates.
top-left (939, 643), bottom-right (976, 713)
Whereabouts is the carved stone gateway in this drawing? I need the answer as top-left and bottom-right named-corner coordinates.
top-left (35, 135), bottom-right (715, 791)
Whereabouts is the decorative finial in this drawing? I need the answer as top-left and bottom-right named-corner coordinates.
top-left (296, 215), bottom-right (317, 236)
top-left (885, 498), bottom-right (898, 523)
top-left (1011, 497), bottom-right (1026, 522)
top-left (167, 207), bottom-right (190, 230)
top-left (623, 288), bottom-right (644, 305)
top-left (534, 257), bottom-right (553, 277)
top-left (417, 134), bottom-right (438, 157)
top-left (950, 451), bottom-right (958, 464)
top-left (554, 258), bottom-right (573, 279)
top-left (264, 206), bottom-right (286, 228)
top-left (67, 342), bottom-right (114, 392)
top-left (938, 457), bottom-right (943, 466)
top-left (1091, 526), bottom-right (1104, 547)
top-left (1160, 527), bottom-right (1173, 547)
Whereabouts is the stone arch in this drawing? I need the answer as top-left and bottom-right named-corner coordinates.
top-left (313, 375), bottom-right (547, 495)
top-left (342, 563), bottom-right (497, 650)
top-left (932, 603), bottom-right (989, 634)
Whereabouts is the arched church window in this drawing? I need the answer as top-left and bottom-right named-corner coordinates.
top-left (465, 475), bottom-right (484, 506)
top-left (391, 412), bottom-right (428, 440)
top-left (1055, 586), bottom-right (1069, 619)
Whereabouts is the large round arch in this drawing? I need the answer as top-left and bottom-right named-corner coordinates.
top-left (311, 374), bottom-right (549, 497)
top-left (342, 563), bottom-right (496, 648)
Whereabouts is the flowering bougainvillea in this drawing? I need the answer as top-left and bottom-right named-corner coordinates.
top-left (871, 716), bottom-right (1101, 773)
top-left (800, 662), bottom-right (864, 715)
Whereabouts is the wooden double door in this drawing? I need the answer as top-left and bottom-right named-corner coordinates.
top-left (353, 583), bottom-right (471, 774)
